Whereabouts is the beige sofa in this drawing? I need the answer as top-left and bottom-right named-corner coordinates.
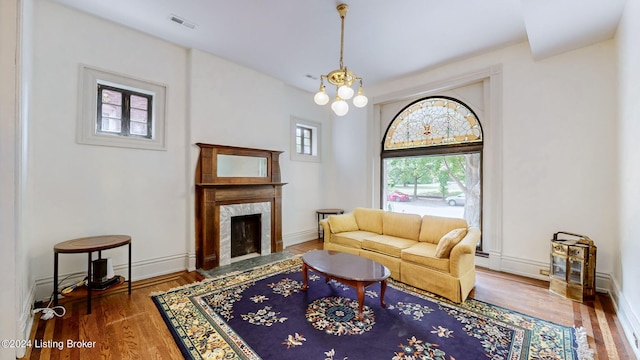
top-left (319, 207), bottom-right (480, 303)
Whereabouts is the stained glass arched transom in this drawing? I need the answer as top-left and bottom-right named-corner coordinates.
top-left (383, 97), bottom-right (482, 151)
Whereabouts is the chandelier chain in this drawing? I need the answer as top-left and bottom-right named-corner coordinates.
top-left (339, 9), bottom-right (345, 69)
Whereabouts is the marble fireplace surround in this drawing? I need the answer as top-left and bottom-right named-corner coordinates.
top-left (219, 202), bottom-right (271, 266)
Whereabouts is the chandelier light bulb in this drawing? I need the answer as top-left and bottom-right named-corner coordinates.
top-left (314, 85), bottom-right (330, 105)
top-left (353, 94), bottom-right (368, 108)
top-left (337, 85), bottom-right (354, 100)
top-left (353, 85), bottom-right (368, 107)
top-left (331, 98), bottom-right (349, 116)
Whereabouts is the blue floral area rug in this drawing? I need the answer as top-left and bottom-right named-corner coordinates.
top-left (152, 257), bottom-right (590, 360)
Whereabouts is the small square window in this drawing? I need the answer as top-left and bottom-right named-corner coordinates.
top-left (97, 84), bottom-right (152, 139)
top-left (77, 65), bottom-right (167, 151)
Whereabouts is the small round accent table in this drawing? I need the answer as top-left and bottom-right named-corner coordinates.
top-left (316, 208), bottom-right (344, 240)
top-left (53, 235), bottom-right (132, 314)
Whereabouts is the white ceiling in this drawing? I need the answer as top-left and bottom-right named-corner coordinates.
top-left (52, 0), bottom-right (626, 93)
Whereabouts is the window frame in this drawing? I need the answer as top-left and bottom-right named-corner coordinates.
top-left (381, 96), bottom-right (484, 250)
top-left (290, 117), bottom-right (321, 162)
top-left (97, 84), bottom-right (153, 139)
top-left (296, 125), bottom-right (313, 155)
top-left (77, 65), bottom-right (167, 151)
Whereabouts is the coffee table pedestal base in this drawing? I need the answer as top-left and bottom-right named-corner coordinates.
top-left (301, 262), bottom-right (387, 321)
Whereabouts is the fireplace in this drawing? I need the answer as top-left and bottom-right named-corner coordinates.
top-left (231, 214), bottom-right (261, 259)
top-left (195, 143), bottom-right (286, 270)
top-left (219, 202), bottom-right (271, 266)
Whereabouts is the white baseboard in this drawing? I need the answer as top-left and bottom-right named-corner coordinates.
top-left (608, 275), bottom-right (640, 359)
top-left (31, 228), bottom-right (317, 303)
top-left (487, 253), bottom-right (611, 293)
top-left (283, 228), bottom-right (317, 248)
top-left (16, 282), bottom-right (36, 359)
top-left (33, 253), bottom-right (191, 302)
top-left (495, 254), bottom-right (550, 280)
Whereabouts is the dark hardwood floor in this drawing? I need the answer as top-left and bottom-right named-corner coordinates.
top-left (26, 239), bottom-right (635, 359)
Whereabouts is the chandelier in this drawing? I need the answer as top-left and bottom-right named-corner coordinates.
top-left (313, 3), bottom-right (368, 116)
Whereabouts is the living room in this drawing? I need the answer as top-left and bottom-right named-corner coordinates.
top-left (1, 0), bottom-right (639, 359)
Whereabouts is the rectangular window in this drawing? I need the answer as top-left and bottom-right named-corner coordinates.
top-left (290, 117), bottom-right (321, 162)
top-left (77, 65), bottom-right (166, 151)
top-left (97, 84), bottom-right (152, 139)
top-left (296, 126), bottom-right (312, 155)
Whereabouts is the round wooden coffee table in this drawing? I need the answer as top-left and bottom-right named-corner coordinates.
top-left (301, 250), bottom-right (390, 320)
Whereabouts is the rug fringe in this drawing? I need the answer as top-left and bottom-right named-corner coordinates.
top-left (574, 326), bottom-right (594, 360)
top-left (148, 278), bottom-right (216, 296)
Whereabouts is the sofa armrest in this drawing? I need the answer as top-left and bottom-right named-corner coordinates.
top-left (449, 227), bottom-right (481, 277)
top-left (319, 218), bottom-right (331, 242)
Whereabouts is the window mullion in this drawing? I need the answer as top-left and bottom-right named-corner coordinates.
top-left (122, 93), bottom-right (131, 136)
top-left (146, 94), bottom-right (152, 139)
top-left (96, 87), bottom-right (103, 133)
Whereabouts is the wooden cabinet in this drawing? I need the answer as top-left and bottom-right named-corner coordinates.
top-left (195, 144), bottom-right (286, 270)
top-left (549, 231), bottom-right (596, 302)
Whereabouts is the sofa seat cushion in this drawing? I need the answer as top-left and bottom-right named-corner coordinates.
top-left (362, 235), bottom-right (418, 258)
top-left (331, 231), bottom-right (377, 249)
top-left (401, 243), bottom-right (450, 272)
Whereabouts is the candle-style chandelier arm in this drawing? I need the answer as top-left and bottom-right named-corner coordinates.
top-left (313, 3), bottom-right (367, 115)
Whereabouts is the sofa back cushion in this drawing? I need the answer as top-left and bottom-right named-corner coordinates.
top-left (419, 215), bottom-right (469, 244)
top-left (353, 207), bottom-right (384, 234)
top-left (327, 213), bottom-right (359, 233)
top-left (382, 212), bottom-right (422, 240)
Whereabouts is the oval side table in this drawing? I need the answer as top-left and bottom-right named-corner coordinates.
top-left (53, 235), bottom-right (132, 314)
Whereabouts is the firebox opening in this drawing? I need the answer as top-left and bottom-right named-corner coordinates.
top-left (231, 214), bottom-right (262, 260)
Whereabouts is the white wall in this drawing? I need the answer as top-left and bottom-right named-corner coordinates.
top-left (1, 1), bottom-right (23, 358)
top-left (27, 1), bottom-right (329, 304)
top-left (616, 0), bottom-right (640, 356)
top-left (1, 0), bottom-right (35, 358)
top-left (27, 1), bottom-right (186, 300)
top-left (328, 110), bottom-right (371, 210)
top-left (282, 86), bottom-right (334, 240)
top-left (367, 41), bottom-right (618, 280)
top-left (186, 49), bottom-right (332, 255)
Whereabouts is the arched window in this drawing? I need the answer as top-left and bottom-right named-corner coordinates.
top-left (382, 96), bottom-right (484, 246)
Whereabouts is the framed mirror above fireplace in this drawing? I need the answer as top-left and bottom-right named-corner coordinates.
top-left (217, 154), bottom-right (268, 178)
top-left (195, 143), bottom-right (286, 270)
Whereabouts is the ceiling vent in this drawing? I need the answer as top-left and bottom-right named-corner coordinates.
top-left (169, 14), bottom-right (196, 29)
